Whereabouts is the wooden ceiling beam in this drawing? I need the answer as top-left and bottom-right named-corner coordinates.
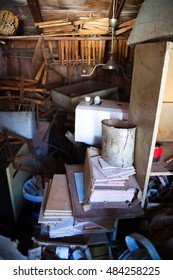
top-left (27, 0), bottom-right (43, 23)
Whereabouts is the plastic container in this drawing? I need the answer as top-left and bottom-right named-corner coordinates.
top-left (153, 141), bottom-right (163, 163)
top-left (23, 179), bottom-right (43, 203)
top-left (22, 179), bottom-right (43, 232)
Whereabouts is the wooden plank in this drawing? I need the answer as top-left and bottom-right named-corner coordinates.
top-left (128, 42), bottom-right (167, 207)
top-left (121, 40), bottom-right (126, 64)
top-left (0, 78), bottom-right (36, 87)
top-left (43, 32), bottom-right (79, 37)
top-left (19, 75), bottom-right (24, 102)
top-left (84, 148), bottom-right (94, 201)
top-left (162, 47), bottom-right (173, 102)
top-left (41, 64), bottom-right (48, 85)
top-left (45, 174), bottom-right (72, 213)
top-left (157, 103), bottom-right (173, 141)
top-left (92, 40), bottom-right (96, 65)
top-left (48, 41), bottom-right (55, 63)
top-left (88, 40), bottom-right (91, 66)
top-left (0, 85), bottom-right (50, 94)
top-left (41, 40), bottom-right (48, 65)
top-left (118, 39), bottom-right (123, 62)
top-left (65, 40), bottom-right (68, 64)
top-left (34, 61), bottom-right (45, 82)
top-left (35, 18), bottom-right (68, 27)
top-left (98, 40), bottom-right (102, 63)
top-left (23, 97), bottom-right (45, 105)
top-left (75, 40), bottom-right (78, 65)
top-left (124, 41), bottom-right (129, 59)
top-left (37, 22), bottom-right (72, 28)
top-left (115, 25), bottom-right (133, 36)
top-left (92, 156), bottom-right (135, 180)
top-left (61, 40), bottom-right (65, 65)
top-left (68, 40), bottom-right (72, 65)
top-left (118, 19), bottom-right (136, 28)
top-left (71, 40), bottom-right (75, 65)
top-left (115, 0), bottom-right (125, 19)
top-left (102, 40), bottom-right (106, 62)
top-left (80, 40), bottom-right (84, 65)
top-left (26, 0), bottom-right (43, 23)
top-left (85, 40), bottom-right (88, 66)
top-left (83, 25), bottom-right (109, 32)
top-left (95, 40), bottom-right (99, 64)
top-left (58, 40), bottom-right (62, 64)
top-left (43, 25), bottom-right (74, 34)
top-left (74, 18), bottom-right (108, 26)
top-left (77, 29), bottom-right (109, 35)
top-left (32, 33), bottom-right (43, 65)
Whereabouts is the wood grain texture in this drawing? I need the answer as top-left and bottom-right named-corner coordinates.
top-left (128, 42), bottom-right (168, 207)
top-left (45, 174), bottom-right (72, 213)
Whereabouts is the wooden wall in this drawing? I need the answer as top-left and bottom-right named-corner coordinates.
top-left (1, 36), bottom-right (134, 100)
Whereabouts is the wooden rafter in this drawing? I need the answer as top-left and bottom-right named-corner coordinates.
top-left (27, 0), bottom-right (43, 23)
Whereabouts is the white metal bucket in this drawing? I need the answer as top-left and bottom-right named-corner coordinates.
top-left (101, 119), bottom-right (137, 167)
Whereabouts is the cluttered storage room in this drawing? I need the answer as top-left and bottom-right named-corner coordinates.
top-left (0, 0), bottom-right (173, 260)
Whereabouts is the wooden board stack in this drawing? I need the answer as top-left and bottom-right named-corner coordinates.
top-left (38, 173), bottom-right (114, 237)
top-left (39, 174), bottom-right (73, 223)
top-left (84, 147), bottom-right (138, 205)
top-left (75, 17), bottom-right (110, 35)
top-left (35, 18), bottom-right (75, 36)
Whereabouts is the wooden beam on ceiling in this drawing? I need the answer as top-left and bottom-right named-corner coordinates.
top-left (27, 0), bottom-right (43, 23)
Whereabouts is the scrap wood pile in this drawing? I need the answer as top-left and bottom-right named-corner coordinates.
top-left (74, 16), bottom-right (110, 35)
top-left (35, 18), bottom-right (75, 36)
top-left (84, 147), bottom-right (141, 208)
top-left (35, 14), bottom-right (135, 37)
top-left (35, 15), bottom-right (110, 36)
top-left (0, 77), bottom-right (57, 119)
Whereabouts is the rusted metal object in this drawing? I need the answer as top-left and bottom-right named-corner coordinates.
top-left (101, 119), bottom-right (136, 167)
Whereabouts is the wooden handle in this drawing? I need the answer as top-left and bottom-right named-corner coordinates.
top-left (68, 40), bottom-right (72, 65)
top-left (58, 40), bottom-right (62, 64)
top-left (98, 40), bottom-right (102, 63)
top-left (88, 40), bottom-right (91, 66)
top-left (48, 41), bottom-right (54, 63)
top-left (75, 40), bottom-right (78, 65)
top-left (92, 40), bottom-right (96, 65)
top-left (61, 40), bottom-right (65, 65)
top-left (71, 40), bottom-right (75, 65)
top-left (85, 40), bottom-right (88, 65)
top-left (81, 40), bottom-right (85, 65)
top-left (65, 40), bottom-right (68, 64)
top-left (95, 40), bottom-right (99, 64)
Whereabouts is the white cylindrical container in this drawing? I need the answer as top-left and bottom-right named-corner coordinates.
top-left (101, 119), bottom-right (137, 167)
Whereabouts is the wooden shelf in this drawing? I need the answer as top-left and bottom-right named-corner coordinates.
top-left (150, 142), bottom-right (173, 176)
